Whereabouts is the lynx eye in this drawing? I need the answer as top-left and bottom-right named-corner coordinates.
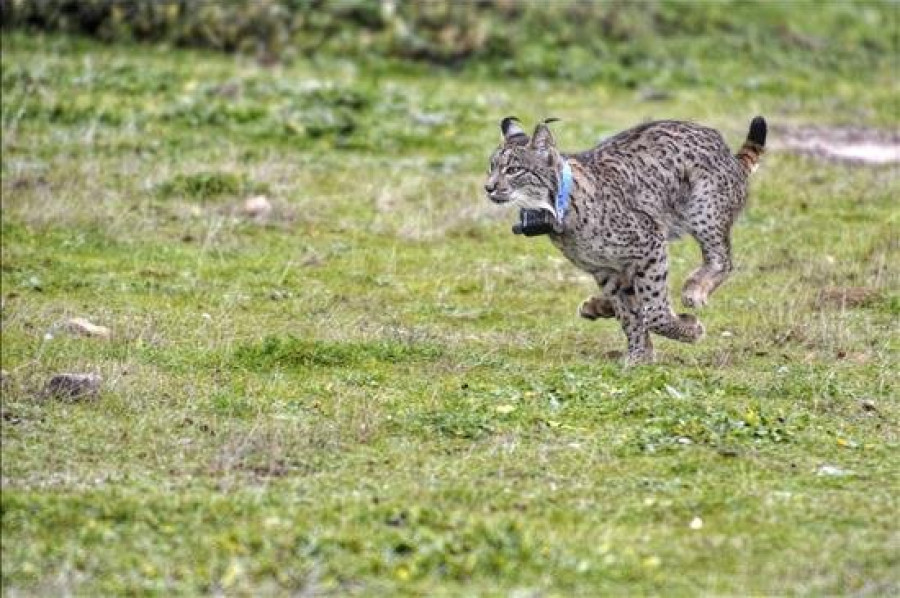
top-left (504, 166), bottom-right (525, 176)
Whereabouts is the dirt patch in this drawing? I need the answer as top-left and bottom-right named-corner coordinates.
top-left (814, 286), bottom-right (882, 309)
top-left (774, 125), bottom-right (900, 165)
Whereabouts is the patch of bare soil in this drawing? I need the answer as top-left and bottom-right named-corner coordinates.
top-left (814, 286), bottom-right (882, 309)
top-left (774, 125), bottom-right (900, 165)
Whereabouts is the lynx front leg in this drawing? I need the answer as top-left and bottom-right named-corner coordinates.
top-left (601, 272), bottom-right (653, 365)
top-left (611, 285), bottom-right (654, 365)
top-left (581, 270), bottom-right (652, 364)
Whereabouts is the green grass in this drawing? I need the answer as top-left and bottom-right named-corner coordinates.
top-left (2, 24), bottom-right (899, 597)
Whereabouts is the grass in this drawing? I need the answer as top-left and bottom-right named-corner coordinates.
top-left (2, 21), bottom-right (899, 597)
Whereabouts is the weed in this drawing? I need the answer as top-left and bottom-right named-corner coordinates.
top-left (155, 172), bottom-right (267, 201)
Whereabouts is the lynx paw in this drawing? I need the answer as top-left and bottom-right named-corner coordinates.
top-left (625, 350), bottom-right (655, 366)
top-left (681, 285), bottom-right (709, 309)
top-left (678, 313), bottom-right (705, 342)
top-left (578, 296), bottom-right (616, 320)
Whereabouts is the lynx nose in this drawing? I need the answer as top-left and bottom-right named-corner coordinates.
top-left (484, 181), bottom-right (497, 194)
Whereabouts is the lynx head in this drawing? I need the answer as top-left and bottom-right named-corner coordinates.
top-left (485, 117), bottom-right (562, 214)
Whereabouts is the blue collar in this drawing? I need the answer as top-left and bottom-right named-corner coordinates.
top-left (555, 159), bottom-right (573, 224)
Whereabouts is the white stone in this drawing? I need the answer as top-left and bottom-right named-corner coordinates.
top-left (66, 317), bottom-right (111, 338)
top-left (242, 195), bottom-right (273, 219)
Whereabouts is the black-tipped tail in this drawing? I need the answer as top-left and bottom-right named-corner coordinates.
top-left (737, 115), bottom-right (767, 174)
top-left (748, 116), bottom-right (767, 147)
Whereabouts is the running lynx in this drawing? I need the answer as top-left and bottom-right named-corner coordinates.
top-left (485, 116), bottom-right (766, 364)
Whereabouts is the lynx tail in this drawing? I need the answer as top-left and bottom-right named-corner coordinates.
top-left (737, 116), bottom-right (767, 173)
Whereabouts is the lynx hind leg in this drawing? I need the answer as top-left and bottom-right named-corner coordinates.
top-left (578, 295), bottom-right (615, 320)
top-left (682, 180), bottom-right (744, 308)
top-left (682, 233), bottom-right (733, 309)
top-left (633, 249), bottom-right (705, 343)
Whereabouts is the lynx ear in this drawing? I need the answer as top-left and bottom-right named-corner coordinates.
top-left (500, 116), bottom-right (528, 144)
top-left (531, 120), bottom-right (558, 154)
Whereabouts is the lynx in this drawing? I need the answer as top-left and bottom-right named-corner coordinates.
top-left (485, 116), bottom-right (766, 364)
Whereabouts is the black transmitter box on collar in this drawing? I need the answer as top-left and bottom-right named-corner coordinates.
top-left (512, 209), bottom-right (556, 236)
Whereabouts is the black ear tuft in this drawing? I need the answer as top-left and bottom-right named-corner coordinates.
top-left (501, 116), bottom-right (521, 136)
top-left (500, 116), bottom-right (528, 144)
top-left (530, 121), bottom-right (557, 153)
top-left (542, 117), bottom-right (561, 125)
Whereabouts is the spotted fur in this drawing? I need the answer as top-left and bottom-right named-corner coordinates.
top-left (485, 116), bottom-right (766, 364)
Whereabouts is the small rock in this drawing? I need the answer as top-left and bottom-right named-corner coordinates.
top-left (301, 254), bottom-right (323, 267)
top-left (386, 512), bottom-right (407, 527)
top-left (242, 195), bottom-right (273, 219)
top-left (44, 373), bottom-right (102, 401)
top-left (1, 409), bottom-right (22, 424)
top-left (66, 317), bottom-right (111, 339)
top-left (859, 399), bottom-right (878, 413)
top-left (413, 111), bottom-right (448, 126)
top-left (639, 88), bottom-right (673, 102)
top-left (816, 464), bottom-right (853, 477)
top-left (664, 384), bottom-right (685, 399)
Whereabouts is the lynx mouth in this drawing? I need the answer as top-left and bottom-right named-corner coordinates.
top-left (487, 192), bottom-right (512, 205)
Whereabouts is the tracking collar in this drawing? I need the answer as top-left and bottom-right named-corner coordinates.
top-left (555, 159), bottom-right (573, 224)
top-left (511, 159), bottom-right (574, 237)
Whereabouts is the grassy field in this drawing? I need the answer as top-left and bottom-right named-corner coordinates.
top-left (2, 20), bottom-right (899, 597)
